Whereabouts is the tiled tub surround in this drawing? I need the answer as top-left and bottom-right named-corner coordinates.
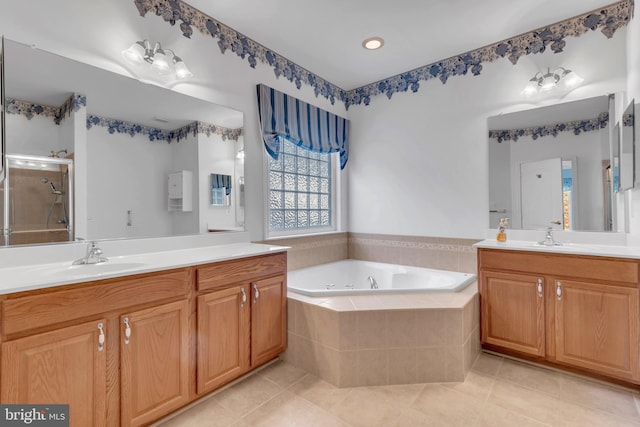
top-left (283, 284), bottom-right (479, 387)
top-left (265, 232), bottom-right (479, 274)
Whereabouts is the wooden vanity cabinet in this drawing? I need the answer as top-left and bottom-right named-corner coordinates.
top-left (0, 251), bottom-right (288, 426)
top-left (196, 252), bottom-right (287, 395)
top-left (478, 248), bottom-right (640, 384)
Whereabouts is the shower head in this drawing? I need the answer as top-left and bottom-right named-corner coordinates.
top-left (40, 177), bottom-right (62, 195)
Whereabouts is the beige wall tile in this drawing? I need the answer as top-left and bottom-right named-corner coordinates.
top-left (316, 307), bottom-right (339, 349)
top-left (281, 333), bottom-right (297, 365)
top-left (445, 309), bottom-right (464, 346)
top-left (459, 251), bottom-right (478, 274)
top-left (445, 346), bottom-right (465, 382)
top-left (295, 301), bottom-right (317, 340)
top-left (357, 349), bottom-right (387, 386)
top-left (287, 299), bottom-right (297, 333)
top-left (387, 348), bottom-right (418, 385)
top-left (356, 311), bottom-right (388, 349)
top-left (296, 337), bottom-right (318, 376)
top-left (338, 311), bottom-right (357, 351)
top-left (415, 309), bottom-right (446, 346)
top-left (316, 344), bottom-right (340, 386)
top-left (387, 310), bottom-right (417, 348)
top-left (416, 347), bottom-right (447, 383)
top-left (436, 250), bottom-right (460, 272)
top-left (338, 350), bottom-right (359, 388)
top-left (462, 298), bottom-right (476, 341)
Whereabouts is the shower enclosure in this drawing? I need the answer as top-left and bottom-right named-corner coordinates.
top-left (1, 154), bottom-right (73, 245)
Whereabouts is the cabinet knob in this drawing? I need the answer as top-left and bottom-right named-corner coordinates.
top-left (240, 287), bottom-right (247, 307)
top-left (123, 317), bottom-right (131, 345)
top-left (537, 278), bottom-right (543, 298)
top-left (556, 281), bottom-right (562, 301)
top-left (97, 322), bottom-right (105, 352)
top-left (253, 284), bottom-right (260, 304)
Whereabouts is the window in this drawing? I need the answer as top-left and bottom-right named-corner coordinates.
top-left (267, 138), bottom-right (334, 235)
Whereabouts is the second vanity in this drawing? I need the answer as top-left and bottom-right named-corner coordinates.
top-left (475, 239), bottom-right (640, 387)
top-left (0, 240), bottom-right (288, 427)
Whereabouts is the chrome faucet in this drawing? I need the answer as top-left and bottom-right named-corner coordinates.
top-left (540, 227), bottom-right (561, 246)
top-left (73, 241), bottom-right (108, 265)
top-left (368, 275), bottom-right (378, 289)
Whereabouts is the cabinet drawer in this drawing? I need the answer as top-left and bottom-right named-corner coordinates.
top-left (2, 269), bottom-right (191, 336)
top-left (197, 253), bottom-right (286, 292)
top-left (479, 249), bottom-right (638, 285)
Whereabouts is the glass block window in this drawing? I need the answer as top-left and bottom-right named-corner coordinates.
top-left (268, 139), bottom-right (333, 233)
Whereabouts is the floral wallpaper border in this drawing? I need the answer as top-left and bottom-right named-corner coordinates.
top-left (133, 0), bottom-right (632, 109)
top-left (86, 115), bottom-right (243, 143)
top-left (5, 94), bottom-right (86, 125)
top-left (623, 112), bottom-right (634, 127)
top-left (489, 112), bottom-right (609, 143)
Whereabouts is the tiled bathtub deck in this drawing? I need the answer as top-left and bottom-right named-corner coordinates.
top-left (283, 284), bottom-right (480, 387)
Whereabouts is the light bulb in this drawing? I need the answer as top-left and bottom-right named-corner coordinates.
top-left (152, 48), bottom-right (170, 74)
top-left (174, 58), bottom-right (193, 79)
top-left (521, 79), bottom-right (539, 96)
top-left (562, 71), bottom-right (584, 89)
top-left (122, 42), bottom-right (145, 64)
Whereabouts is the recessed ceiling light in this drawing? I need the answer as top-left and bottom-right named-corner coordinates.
top-left (362, 37), bottom-right (384, 50)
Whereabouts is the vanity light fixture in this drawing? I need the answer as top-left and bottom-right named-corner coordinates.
top-left (362, 37), bottom-right (384, 50)
top-left (522, 67), bottom-right (583, 96)
top-left (122, 40), bottom-right (193, 79)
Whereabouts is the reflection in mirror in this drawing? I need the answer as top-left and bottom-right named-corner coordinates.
top-left (613, 122), bottom-right (621, 193)
top-left (1, 38), bottom-right (244, 247)
top-left (620, 101), bottom-right (635, 191)
top-left (488, 95), bottom-right (617, 232)
top-left (211, 173), bottom-right (231, 207)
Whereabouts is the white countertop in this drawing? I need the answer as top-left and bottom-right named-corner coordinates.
top-left (474, 239), bottom-right (640, 259)
top-left (0, 242), bottom-right (288, 295)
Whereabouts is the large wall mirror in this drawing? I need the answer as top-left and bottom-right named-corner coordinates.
top-left (0, 38), bottom-right (244, 247)
top-left (488, 95), bottom-right (618, 232)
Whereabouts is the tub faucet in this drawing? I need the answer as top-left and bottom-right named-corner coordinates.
top-left (73, 241), bottom-right (108, 265)
top-left (368, 275), bottom-right (378, 289)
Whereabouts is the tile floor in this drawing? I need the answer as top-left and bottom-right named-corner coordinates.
top-left (156, 353), bottom-right (640, 427)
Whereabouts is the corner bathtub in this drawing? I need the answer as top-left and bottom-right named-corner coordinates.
top-left (287, 259), bottom-right (476, 297)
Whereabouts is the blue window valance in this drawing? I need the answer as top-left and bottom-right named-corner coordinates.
top-left (256, 84), bottom-right (349, 169)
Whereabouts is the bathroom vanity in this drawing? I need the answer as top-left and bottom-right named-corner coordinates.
top-left (0, 245), bottom-right (287, 427)
top-left (476, 242), bottom-right (640, 386)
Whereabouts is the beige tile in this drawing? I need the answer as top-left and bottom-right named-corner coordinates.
top-left (338, 311), bottom-right (357, 350)
top-left (559, 400), bottom-right (640, 427)
top-left (258, 359), bottom-right (307, 389)
top-left (445, 346), bottom-right (465, 382)
top-left (315, 307), bottom-right (339, 348)
top-left (459, 251), bottom-right (478, 274)
top-left (386, 348), bottom-right (417, 385)
top-left (286, 299), bottom-right (297, 333)
top-left (212, 374), bottom-right (283, 417)
top-left (445, 309), bottom-right (464, 346)
top-left (559, 374), bottom-right (640, 421)
top-left (409, 384), bottom-right (484, 426)
top-left (415, 309), bottom-right (446, 346)
top-left (462, 298), bottom-right (475, 340)
top-left (416, 347), bottom-right (446, 383)
top-left (436, 250), bottom-right (459, 272)
top-left (488, 380), bottom-right (563, 425)
top-left (443, 370), bottom-right (495, 401)
top-left (295, 337), bottom-right (318, 375)
top-left (471, 352), bottom-right (503, 376)
top-left (289, 374), bottom-right (351, 411)
top-left (476, 402), bottom-right (552, 427)
top-left (241, 390), bottom-right (349, 427)
top-left (496, 359), bottom-right (562, 397)
top-left (158, 398), bottom-right (240, 427)
top-left (357, 349), bottom-right (387, 386)
top-left (330, 385), bottom-right (422, 427)
top-left (316, 344), bottom-right (340, 386)
top-left (463, 333), bottom-right (479, 374)
top-left (387, 310), bottom-right (417, 347)
top-left (296, 300), bottom-right (317, 340)
top-left (356, 310), bottom-right (388, 349)
top-left (338, 350), bottom-right (359, 387)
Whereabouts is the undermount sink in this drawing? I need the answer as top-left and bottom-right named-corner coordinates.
top-left (40, 262), bottom-right (148, 279)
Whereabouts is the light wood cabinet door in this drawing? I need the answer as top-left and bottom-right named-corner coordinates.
top-left (1, 319), bottom-right (107, 427)
top-left (120, 300), bottom-right (190, 427)
top-left (554, 279), bottom-right (639, 381)
top-left (251, 275), bottom-right (287, 367)
top-left (481, 270), bottom-right (545, 357)
top-left (197, 285), bottom-right (250, 394)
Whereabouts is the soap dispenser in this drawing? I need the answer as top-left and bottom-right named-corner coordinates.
top-left (496, 218), bottom-right (509, 242)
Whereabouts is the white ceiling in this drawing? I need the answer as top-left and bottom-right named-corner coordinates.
top-left (186, 0), bottom-right (619, 89)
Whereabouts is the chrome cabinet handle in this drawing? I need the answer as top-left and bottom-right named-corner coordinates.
top-left (123, 317), bottom-right (131, 345)
top-left (556, 281), bottom-right (562, 301)
top-left (253, 284), bottom-right (260, 303)
top-left (537, 278), bottom-right (543, 298)
top-left (97, 322), bottom-right (105, 352)
top-left (240, 287), bottom-right (247, 307)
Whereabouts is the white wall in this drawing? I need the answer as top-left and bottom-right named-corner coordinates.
top-left (627, 0), bottom-right (640, 244)
top-left (170, 134), bottom-right (200, 236)
top-left (86, 126), bottom-right (173, 239)
top-left (5, 114), bottom-right (63, 156)
top-left (348, 30), bottom-right (627, 239)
